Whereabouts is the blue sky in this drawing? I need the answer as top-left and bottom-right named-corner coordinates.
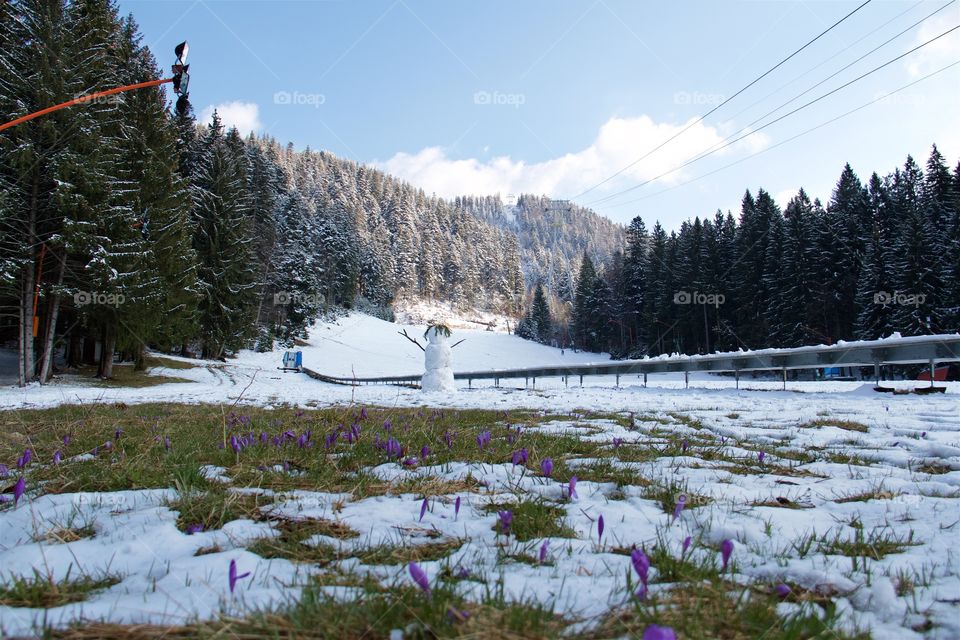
top-left (120, 0), bottom-right (960, 230)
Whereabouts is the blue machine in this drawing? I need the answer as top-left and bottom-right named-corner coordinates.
top-left (281, 350), bottom-right (303, 371)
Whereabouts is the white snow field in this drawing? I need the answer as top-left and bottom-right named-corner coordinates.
top-left (1, 313), bottom-right (959, 638)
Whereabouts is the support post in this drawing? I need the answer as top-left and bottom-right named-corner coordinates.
top-left (643, 372), bottom-right (647, 388)
top-left (929, 359), bottom-right (935, 388)
top-left (873, 362), bottom-right (880, 385)
top-left (782, 368), bottom-right (787, 390)
top-left (684, 371), bottom-right (689, 389)
top-left (735, 369), bottom-right (740, 390)
top-left (616, 374), bottom-right (620, 387)
top-left (579, 375), bottom-right (583, 387)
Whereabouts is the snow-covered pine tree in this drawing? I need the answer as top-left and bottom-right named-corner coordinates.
top-left (191, 114), bottom-right (258, 358)
top-left (854, 173), bottom-right (896, 339)
top-left (890, 156), bottom-right (941, 335)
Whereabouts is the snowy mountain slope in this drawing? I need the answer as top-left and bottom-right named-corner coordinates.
top-left (241, 313), bottom-right (606, 379)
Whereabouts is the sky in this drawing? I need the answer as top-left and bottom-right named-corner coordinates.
top-left (119, 0), bottom-right (960, 230)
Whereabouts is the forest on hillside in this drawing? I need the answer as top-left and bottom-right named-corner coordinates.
top-left (516, 149), bottom-right (960, 358)
top-left (0, 0), bottom-right (547, 385)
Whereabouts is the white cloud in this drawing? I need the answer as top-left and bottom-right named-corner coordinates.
top-left (198, 101), bottom-right (262, 136)
top-left (906, 13), bottom-right (960, 78)
top-left (375, 114), bottom-right (769, 201)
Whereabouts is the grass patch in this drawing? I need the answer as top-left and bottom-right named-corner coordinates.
top-left (566, 459), bottom-right (651, 487)
top-left (641, 478), bottom-right (711, 515)
top-left (0, 569), bottom-right (119, 607)
top-left (799, 418), bottom-right (869, 433)
top-left (484, 498), bottom-right (576, 542)
top-left (168, 487), bottom-right (272, 532)
top-left (595, 574), bottom-right (867, 640)
top-left (34, 525), bottom-right (96, 544)
top-left (816, 527), bottom-right (919, 561)
top-left (833, 486), bottom-right (899, 503)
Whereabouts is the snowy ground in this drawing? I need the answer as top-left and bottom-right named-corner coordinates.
top-left (1, 314), bottom-right (958, 638)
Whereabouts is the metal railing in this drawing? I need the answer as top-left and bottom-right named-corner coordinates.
top-left (302, 334), bottom-right (960, 389)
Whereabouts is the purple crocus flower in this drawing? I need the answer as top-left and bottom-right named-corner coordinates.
top-left (383, 420), bottom-right (392, 432)
top-left (0, 464), bottom-right (8, 478)
top-left (568, 476), bottom-right (578, 500)
top-left (641, 625), bottom-right (677, 640)
top-left (186, 523), bottom-right (204, 535)
top-left (385, 437), bottom-right (402, 458)
top-left (420, 444), bottom-right (430, 460)
top-left (476, 431), bottom-right (491, 450)
top-left (597, 514), bottom-right (605, 541)
top-left (672, 494), bottom-right (686, 523)
top-left (229, 435), bottom-right (241, 454)
top-left (497, 510), bottom-right (513, 535)
top-left (53, 451), bottom-right (62, 465)
top-left (419, 497), bottom-right (428, 522)
top-left (612, 437), bottom-right (623, 449)
top-left (408, 562), bottom-right (430, 595)
top-left (114, 428), bottom-right (123, 440)
top-left (519, 448), bottom-right (528, 464)
top-left (682, 536), bottom-right (692, 556)
top-left (454, 496), bottom-right (461, 520)
top-left (758, 451), bottom-right (766, 465)
top-left (720, 539), bottom-right (734, 571)
top-left (17, 449), bottom-right (31, 469)
top-left (773, 583), bottom-right (791, 599)
top-left (13, 476), bottom-right (26, 506)
top-left (228, 559), bottom-right (250, 593)
top-left (681, 439), bottom-right (689, 453)
top-left (443, 430), bottom-right (454, 448)
top-left (540, 458), bottom-right (554, 477)
top-left (539, 540), bottom-right (549, 564)
top-left (163, 436), bottom-right (171, 451)
top-left (359, 407), bottom-right (368, 420)
top-left (454, 567), bottom-right (471, 579)
top-left (63, 435), bottom-right (71, 447)
top-left (631, 548), bottom-right (650, 599)
top-left (511, 450), bottom-right (521, 466)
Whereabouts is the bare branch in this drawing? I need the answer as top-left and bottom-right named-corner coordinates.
top-left (398, 329), bottom-right (426, 352)
top-left (451, 339), bottom-right (466, 349)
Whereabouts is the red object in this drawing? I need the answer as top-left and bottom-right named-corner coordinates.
top-left (0, 77), bottom-right (172, 133)
top-left (917, 366), bottom-right (949, 382)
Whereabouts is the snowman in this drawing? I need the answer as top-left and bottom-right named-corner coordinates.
top-left (421, 324), bottom-right (455, 393)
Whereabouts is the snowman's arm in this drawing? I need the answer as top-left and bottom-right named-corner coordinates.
top-left (451, 339), bottom-right (466, 349)
top-left (398, 329), bottom-right (426, 352)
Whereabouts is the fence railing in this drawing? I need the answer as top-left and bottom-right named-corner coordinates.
top-left (301, 334), bottom-right (960, 389)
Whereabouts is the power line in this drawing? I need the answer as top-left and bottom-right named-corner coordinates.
top-left (584, 22), bottom-right (960, 207)
top-left (567, 0), bottom-right (874, 200)
top-left (710, 0), bottom-right (952, 152)
top-left (600, 58), bottom-right (960, 211)
top-left (720, 0), bottom-right (926, 127)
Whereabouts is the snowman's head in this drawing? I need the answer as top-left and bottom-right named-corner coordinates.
top-left (425, 324), bottom-right (452, 345)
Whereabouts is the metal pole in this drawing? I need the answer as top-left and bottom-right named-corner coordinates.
top-left (643, 372), bottom-right (647, 388)
top-left (684, 371), bottom-right (689, 389)
top-left (782, 368), bottom-right (787, 390)
top-left (616, 374), bottom-right (620, 387)
top-left (929, 359), bottom-right (935, 388)
top-left (735, 369), bottom-right (740, 390)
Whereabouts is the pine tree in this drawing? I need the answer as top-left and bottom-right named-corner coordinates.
top-left (192, 115), bottom-right (258, 358)
top-left (530, 282), bottom-right (553, 344)
top-left (890, 157), bottom-right (941, 334)
top-left (572, 254), bottom-right (597, 350)
top-left (855, 173), bottom-right (896, 339)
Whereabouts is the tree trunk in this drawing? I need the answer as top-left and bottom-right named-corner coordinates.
top-left (39, 253), bottom-right (66, 383)
top-left (98, 324), bottom-right (116, 379)
top-left (133, 342), bottom-right (146, 371)
top-left (20, 262), bottom-right (35, 384)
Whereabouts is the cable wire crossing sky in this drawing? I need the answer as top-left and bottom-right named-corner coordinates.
top-left (124, 0), bottom-right (960, 229)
